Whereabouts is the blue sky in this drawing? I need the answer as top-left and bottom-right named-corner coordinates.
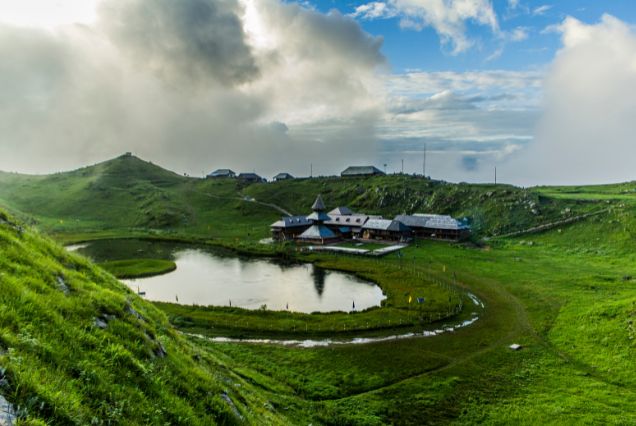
top-left (1, 0), bottom-right (636, 184)
top-left (300, 0), bottom-right (636, 73)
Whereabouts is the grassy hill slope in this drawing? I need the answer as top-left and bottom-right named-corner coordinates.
top-left (0, 210), bottom-right (284, 424)
top-left (0, 155), bottom-right (615, 241)
top-left (0, 155), bottom-right (278, 241)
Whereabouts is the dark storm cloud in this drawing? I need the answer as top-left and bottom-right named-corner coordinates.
top-left (99, 0), bottom-right (258, 86)
top-left (0, 1), bottom-right (386, 177)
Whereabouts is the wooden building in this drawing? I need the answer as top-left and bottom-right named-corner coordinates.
top-left (207, 169), bottom-right (236, 179)
top-left (341, 166), bottom-right (385, 177)
top-left (296, 195), bottom-right (340, 245)
top-left (238, 172), bottom-right (265, 183)
top-left (273, 173), bottom-right (294, 181)
top-left (270, 216), bottom-right (311, 241)
top-left (362, 219), bottom-right (412, 242)
top-left (394, 214), bottom-right (470, 241)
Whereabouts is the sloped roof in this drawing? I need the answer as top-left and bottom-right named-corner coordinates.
top-left (307, 211), bottom-right (330, 222)
top-left (395, 214), bottom-right (469, 230)
top-left (341, 166), bottom-right (385, 176)
top-left (270, 215), bottom-right (311, 229)
top-left (238, 173), bottom-right (262, 179)
top-left (312, 195), bottom-right (326, 211)
top-left (208, 169), bottom-right (235, 177)
top-left (274, 173), bottom-right (294, 179)
top-left (363, 219), bottom-right (411, 232)
top-left (297, 225), bottom-right (337, 240)
top-left (326, 214), bottom-right (370, 227)
top-left (328, 206), bottom-right (353, 216)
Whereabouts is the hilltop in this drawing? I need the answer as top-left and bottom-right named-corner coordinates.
top-left (0, 154), bottom-right (616, 241)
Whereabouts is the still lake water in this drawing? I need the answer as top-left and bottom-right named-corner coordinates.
top-left (72, 239), bottom-right (385, 313)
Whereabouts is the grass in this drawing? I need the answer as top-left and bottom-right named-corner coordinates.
top-left (3, 155), bottom-right (636, 423)
top-left (0, 154), bottom-right (604, 242)
top-left (99, 259), bottom-right (177, 279)
top-left (0, 210), bottom-right (286, 424)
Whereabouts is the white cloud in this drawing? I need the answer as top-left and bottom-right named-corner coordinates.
top-left (532, 5), bottom-right (552, 16)
top-left (503, 14), bottom-right (636, 185)
top-left (352, 2), bottom-right (396, 20)
top-left (510, 26), bottom-right (529, 41)
top-left (377, 69), bottom-right (541, 180)
top-left (352, 0), bottom-right (499, 54)
top-left (0, 0), bottom-right (386, 177)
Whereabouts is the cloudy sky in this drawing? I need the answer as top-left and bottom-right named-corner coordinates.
top-left (0, 0), bottom-right (635, 185)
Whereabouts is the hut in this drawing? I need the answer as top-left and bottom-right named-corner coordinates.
top-left (362, 219), bottom-right (412, 242)
top-left (341, 166), bottom-right (385, 177)
top-left (270, 216), bottom-right (311, 241)
top-left (273, 172), bottom-right (294, 181)
top-left (238, 172), bottom-right (265, 183)
top-left (394, 214), bottom-right (470, 241)
top-left (296, 195), bottom-right (339, 245)
top-left (207, 169), bottom-right (236, 179)
top-left (325, 206), bottom-right (376, 238)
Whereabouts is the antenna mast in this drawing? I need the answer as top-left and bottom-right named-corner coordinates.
top-left (422, 143), bottom-right (427, 177)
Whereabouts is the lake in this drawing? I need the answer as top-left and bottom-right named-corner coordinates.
top-left (71, 239), bottom-right (386, 313)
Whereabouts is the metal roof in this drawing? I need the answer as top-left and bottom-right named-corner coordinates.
top-left (307, 211), bottom-right (331, 222)
top-left (311, 195), bottom-right (326, 211)
top-left (341, 166), bottom-right (385, 176)
top-left (238, 173), bottom-right (263, 180)
top-left (328, 206), bottom-right (354, 216)
top-left (270, 215), bottom-right (311, 229)
top-left (208, 169), bottom-right (235, 177)
top-left (395, 214), bottom-right (469, 231)
top-left (274, 173), bottom-right (294, 179)
top-left (363, 219), bottom-right (411, 232)
top-left (297, 225), bottom-right (337, 240)
top-left (326, 214), bottom-right (370, 227)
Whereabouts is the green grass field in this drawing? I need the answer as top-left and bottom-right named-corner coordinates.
top-left (2, 155), bottom-right (636, 424)
top-left (99, 259), bottom-right (177, 279)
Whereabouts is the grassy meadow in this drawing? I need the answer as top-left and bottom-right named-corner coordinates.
top-left (1, 154), bottom-right (635, 424)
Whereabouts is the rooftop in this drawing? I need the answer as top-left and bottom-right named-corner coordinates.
top-left (341, 166), bottom-right (385, 176)
top-left (395, 214), bottom-right (469, 230)
top-left (271, 215), bottom-right (311, 228)
top-left (328, 206), bottom-right (354, 216)
top-left (363, 219), bottom-right (411, 232)
top-left (297, 224), bottom-right (337, 240)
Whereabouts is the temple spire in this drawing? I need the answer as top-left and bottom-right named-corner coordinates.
top-left (312, 195), bottom-right (326, 212)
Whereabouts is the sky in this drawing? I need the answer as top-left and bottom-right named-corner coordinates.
top-left (0, 0), bottom-right (636, 185)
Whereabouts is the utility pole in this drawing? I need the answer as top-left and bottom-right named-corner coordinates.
top-left (401, 159), bottom-right (404, 174)
top-left (494, 167), bottom-right (497, 185)
top-left (422, 143), bottom-right (427, 177)
top-left (310, 163), bottom-right (313, 178)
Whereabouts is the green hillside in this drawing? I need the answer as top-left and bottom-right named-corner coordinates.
top-left (0, 209), bottom-right (283, 424)
top-left (0, 155), bottom-right (613, 241)
top-left (3, 155), bottom-right (636, 424)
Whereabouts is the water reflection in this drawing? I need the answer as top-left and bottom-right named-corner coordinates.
top-left (312, 267), bottom-right (326, 297)
top-left (75, 239), bottom-right (385, 313)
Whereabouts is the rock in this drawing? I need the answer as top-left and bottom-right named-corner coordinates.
top-left (125, 304), bottom-right (146, 322)
top-left (220, 393), bottom-right (243, 420)
top-left (55, 276), bottom-right (70, 295)
top-left (153, 343), bottom-right (167, 359)
top-left (94, 318), bottom-right (108, 330)
top-left (0, 393), bottom-right (16, 426)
